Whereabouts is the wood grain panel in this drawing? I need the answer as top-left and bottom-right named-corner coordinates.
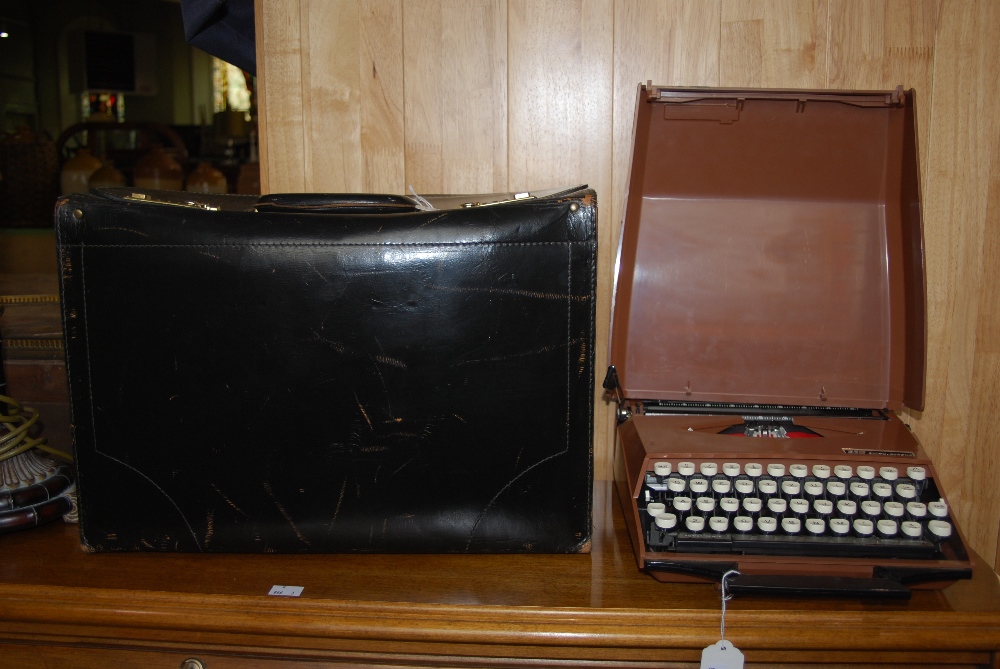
top-left (255, 0), bottom-right (306, 193)
top-left (508, 0), bottom-right (615, 478)
top-left (916, 0), bottom-right (1000, 568)
top-left (402, 0), bottom-right (507, 194)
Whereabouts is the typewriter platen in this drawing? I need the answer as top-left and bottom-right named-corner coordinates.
top-left (607, 85), bottom-right (973, 597)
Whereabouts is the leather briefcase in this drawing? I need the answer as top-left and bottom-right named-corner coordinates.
top-left (55, 187), bottom-right (596, 553)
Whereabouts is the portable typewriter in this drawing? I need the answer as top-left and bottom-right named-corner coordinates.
top-left (606, 84), bottom-right (973, 598)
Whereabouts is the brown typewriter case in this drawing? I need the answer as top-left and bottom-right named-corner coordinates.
top-left (608, 84), bottom-right (972, 594)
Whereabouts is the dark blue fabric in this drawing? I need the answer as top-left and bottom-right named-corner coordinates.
top-left (180, 0), bottom-right (256, 75)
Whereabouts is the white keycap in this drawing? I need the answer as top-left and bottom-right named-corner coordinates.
top-left (879, 466), bottom-right (899, 481)
top-left (895, 483), bottom-right (916, 499)
top-left (853, 519), bottom-right (874, 536)
top-left (720, 497), bottom-right (740, 513)
top-left (685, 516), bottom-right (706, 532)
top-left (689, 478), bottom-right (709, 494)
top-left (767, 463), bottom-right (785, 477)
top-left (901, 520), bottom-right (922, 538)
top-left (906, 502), bottom-right (927, 518)
top-left (830, 518), bottom-right (851, 535)
top-left (814, 499), bottom-right (833, 515)
top-left (883, 501), bottom-right (905, 518)
top-left (826, 481), bottom-right (846, 496)
top-left (767, 498), bottom-right (787, 514)
top-left (709, 516), bottom-right (729, 532)
top-left (723, 462), bottom-right (742, 477)
top-left (929, 500), bottom-right (949, 518)
top-left (804, 481), bottom-right (824, 496)
top-left (700, 462), bottom-right (718, 477)
top-left (647, 502), bottom-right (666, 516)
top-left (712, 479), bottom-right (732, 495)
top-left (653, 462), bottom-right (672, 476)
top-left (781, 517), bottom-right (802, 533)
top-left (735, 479), bottom-right (755, 495)
top-left (906, 466), bottom-right (926, 481)
top-left (834, 465), bottom-right (853, 479)
top-left (655, 512), bottom-right (678, 529)
top-left (850, 481), bottom-right (870, 497)
top-left (672, 496), bottom-right (692, 512)
top-left (861, 500), bottom-right (882, 516)
top-left (744, 463), bottom-right (763, 477)
top-left (789, 498), bottom-right (810, 514)
top-left (857, 465), bottom-right (876, 480)
top-left (789, 464), bottom-right (809, 478)
top-left (872, 482), bottom-right (893, 498)
top-left (812, 464), bottom-right (831, 479)
top-left (928, 519), bottom-right (952, 538)
top-left (697, 497), bottom-right (716, 513)
top-left (877, 519), bottom-right (898, 536)
top-left (757, 517), bottom-right (777, 533)
top-left (805, 518), bottom-right (826, 534)
top-left (733, 516), bottom-right (753, 532)
top-left (781, 480), bottom-right (801, 496)
top-left (678, 461), bottom-right (696, 476)
top-left (743, 498), bottom-right (762, 513)
top-left (668, 478), bottom-right (687, 493)
top-left (758, 480), bottom-right (777, 495)
top-left (837, 500), bottom-right (857, 516)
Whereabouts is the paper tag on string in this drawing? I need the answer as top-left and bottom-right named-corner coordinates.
top-left (700, 639), bottom-right (744, 669)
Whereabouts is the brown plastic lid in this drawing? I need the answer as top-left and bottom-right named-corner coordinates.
top-left (609, 85), bottom-right (925, 411)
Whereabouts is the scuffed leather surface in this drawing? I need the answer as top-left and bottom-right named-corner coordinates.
top-left (56, 189), bottom-right (596, 553)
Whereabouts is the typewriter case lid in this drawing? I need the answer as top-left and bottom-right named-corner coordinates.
top-left (609, 85), bottom-right (926, 412)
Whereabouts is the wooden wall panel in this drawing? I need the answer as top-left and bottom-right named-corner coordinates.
top-left (255, 0), bottom-right (1000, 569)
top-left (402, 0), bottom-right (507, 194)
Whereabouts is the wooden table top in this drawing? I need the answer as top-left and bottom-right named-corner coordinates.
top-left (1, 481), bottom-right (999, 666)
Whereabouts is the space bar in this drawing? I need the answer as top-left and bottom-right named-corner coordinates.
top-left (674, 533), bottom-right (937, 559)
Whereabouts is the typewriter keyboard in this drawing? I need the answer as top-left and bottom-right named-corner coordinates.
top-left (640, 460), bottom-right (957, 559)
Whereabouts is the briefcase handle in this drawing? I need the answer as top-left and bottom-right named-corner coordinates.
top-left (255, 193), bottom-right (422, 215)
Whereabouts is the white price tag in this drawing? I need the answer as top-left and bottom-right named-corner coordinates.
top-left (268, 585), bottom-right (304, 597)
top-left (700, 640), bottom-right (744, 669)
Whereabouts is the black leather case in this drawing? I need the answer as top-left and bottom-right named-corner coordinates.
top-left (56, 187), bottom-right (596, 553)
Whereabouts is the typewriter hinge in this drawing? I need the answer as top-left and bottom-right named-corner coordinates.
top-left (602, 365), bottom-right (632, 422)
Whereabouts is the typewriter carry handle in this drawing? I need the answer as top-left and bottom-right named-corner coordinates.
top-left (255, 193), bottom-right (422, 215)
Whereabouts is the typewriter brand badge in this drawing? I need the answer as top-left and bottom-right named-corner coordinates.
top-left (842, 448), bottom-right (915, 458)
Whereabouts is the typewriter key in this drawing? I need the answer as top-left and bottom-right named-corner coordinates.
top-left (901, 520), bottom-right (922, 538)
top-left (895, 483), bottom-right (917, 500)
top-left (877, 519), bottom-right (898, 538)
top-left (646, 502), bottom-right (666, 516)
top-left (857, 465), bottom-right (876, 480)
top-left (872, 482), bottom-right (893, 500)
top-left (767, 463), bottom-right (785, 477)
top-left (836, 500), bottom-right (857, 518)
top-left (826, 480), bottom-right (847, 500)
top-left (928, 519), bottom-right (952, 539)
top-left (860, 500), bottom-right (882, 520)
top-left (655, 512), bottom-right (678, 529)
top-left (853, 518), bottom-right (874, 537)
top-left (834, 465), bottom-right (853, 479)
top-left (689, 478), bottom-right (709, 495)
top-left (781, 480), bottom-right (801, 498)
top-left (723, 462), bottom-right (742, 477)
top-left (906, 466), bottom-right (926, 481)
top-left (734, 479), bottom-right (755, 496)
top-left (696, 497), bottom-right (716, 515)
top-left (678, 462), bottom-right (696, 477)
top-left (883, 501), bottom-right (905, 519)
top-left (742, 497), bottom-right (762, 515)
top-left (711, 478), bottom-right (732, 496)
top-left (789, 464), bottom-right (809, 478)
top-left (928, 500), bottom-right (949, 518)
top-left (788, 498), bottom-right (810, 516)
top-left (849, 481), bottom-right (870, 500)
top-left (719, 497), bottom-right (740, 514)
top-left (700, 462), bottom-right (719, 477)
top-left (757, 479), bottom-right (778, 497)
top-left (781, 517), bottom-right (802, 534)
top-left (830, 518), bottom-right (851, 535)
top-left (733, 516), bottom-right (753, 533)
top-left (757, 517), bottom-right (778, 533)
top-left (709, 516), bottom-right (729, 533)
top-left (813, 499), bottom-right (834, 518)
top-left (744, 463), bottom-right (763, 477)
top-left (812, 464), bottom-right (831, 479)
top-left (878, 466), bottom-right (899, 481)
top-left (906, 501), bottom-right (927, 520)
top-left (653, 462), bottom-right (672, 477)
top-left (685, 516), bottom-right (706, 532)
top-left (805, 518), bottom-right (826, 535)
top-left (767, 498), bottom-right (787, 516)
